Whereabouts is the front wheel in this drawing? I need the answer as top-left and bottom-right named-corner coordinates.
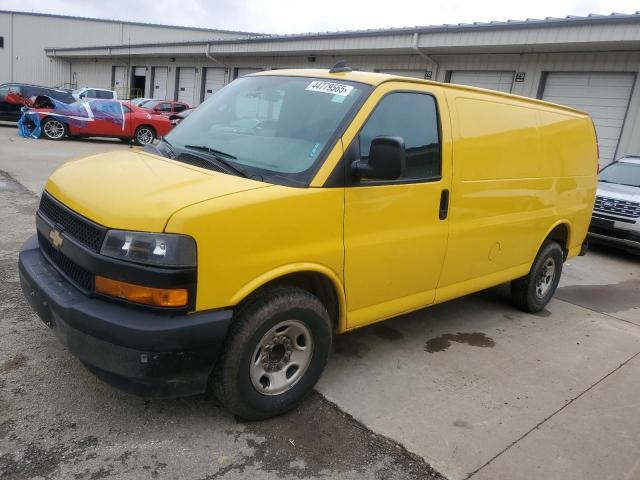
top-left (511, 240), bottom-right (564, 313)
top-left (41, 118), bottom-right (67, 140)
top-left (213, 286), bottom-right (332, 420)
top-left (133, 125), bottom-right (155, 146)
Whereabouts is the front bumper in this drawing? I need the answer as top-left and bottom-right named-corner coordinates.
top-left (18, 235), bottom-right (233, 397)
top-left (588, 215), bottom-right (640, 251)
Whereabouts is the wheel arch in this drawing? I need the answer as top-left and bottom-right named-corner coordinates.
top-left (229, 264), bottom-right (346, 333)
top-left (41, 115), bottom-right (68, 137)
top-left (540, 220), bottom-right (571, 260)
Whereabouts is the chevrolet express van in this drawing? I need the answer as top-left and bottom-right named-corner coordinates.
top-left (19, 66), bottom-right (597, 419)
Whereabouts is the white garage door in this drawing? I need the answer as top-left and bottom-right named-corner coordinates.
top-left (203, 67), bottom-right (226, 100)
top-left (377, 69), bottom-right (430, 80)
top-left (235, 68), bottom-right (262, 79)
top-left (449, 71), bottom-right (514, 93)
top-left (152, 67), bottom-right (168, 100)
top-left (112, 66), bottom-right (127, 98)
top-left (177, 67), bottom-right (196, 105)
top-left (542, 72), bottom-right (635, 164)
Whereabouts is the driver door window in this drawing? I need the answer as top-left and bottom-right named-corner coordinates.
top-left (358, 92), bottom-right (441, 181)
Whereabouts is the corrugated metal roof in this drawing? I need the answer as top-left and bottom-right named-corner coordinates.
top-left (43, 10), bottom-right (640, 52)
top-left (0, 9), bottom-right (267, 36)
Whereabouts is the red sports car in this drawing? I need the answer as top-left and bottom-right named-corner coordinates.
top-left (19, 97), bottom-right (173, 145)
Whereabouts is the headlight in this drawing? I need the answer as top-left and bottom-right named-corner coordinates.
top-left (100, 230), bottom-right (196, 267)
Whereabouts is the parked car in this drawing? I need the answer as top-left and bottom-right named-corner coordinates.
top-left (72, 87), bottom-right (117, 101)
top-left (18, 67), bottom-right (597, 420)
top-left (20, 97), bottom-right (172, 145)
top-left (0, 83), bottom-right (74, 121)
top-left (142, 100), bottom-right (189, 118)
top-left (588, 155), bottom-right (640, 252)
top-left (130, 97), bottom-right (153, 107)
top-left (170, 108), bottom-right (193, 125)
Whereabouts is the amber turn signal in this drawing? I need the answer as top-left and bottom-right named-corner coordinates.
top-left (95, 276), bottom-right (188, 307)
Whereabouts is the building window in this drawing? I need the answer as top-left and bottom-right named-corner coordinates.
top-left (0, 37), bottom-right (4, 48)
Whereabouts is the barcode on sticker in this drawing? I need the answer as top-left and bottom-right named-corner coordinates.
top-left (306, 81), bottom-right (354, 97)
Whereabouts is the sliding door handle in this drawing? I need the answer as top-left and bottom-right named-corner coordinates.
top-left (439, 189), bottom-right (449, 220)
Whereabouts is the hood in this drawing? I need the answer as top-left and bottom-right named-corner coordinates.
top-left (45, 149), bottom-right (271, 232)
top-left (597, 181), bottom-right (640, 202)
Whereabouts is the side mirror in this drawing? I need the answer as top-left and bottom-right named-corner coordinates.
top-left (351, 136), bottom-right (405, 181)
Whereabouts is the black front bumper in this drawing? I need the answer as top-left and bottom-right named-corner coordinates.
top-left (18, 235), bottom-right (233, 397)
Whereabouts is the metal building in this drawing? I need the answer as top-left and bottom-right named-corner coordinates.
top-left (1, 10), bottom-right (640, 163)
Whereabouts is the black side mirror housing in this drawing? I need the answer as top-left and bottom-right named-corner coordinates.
top-left (351, 136), bottom-right (406, 180)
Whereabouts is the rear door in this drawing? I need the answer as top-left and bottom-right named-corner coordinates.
top-left (343, 82), bottom-right (452, 329)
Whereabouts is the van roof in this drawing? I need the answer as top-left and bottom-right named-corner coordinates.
top-left (254, 68), bottom-right (588, 117)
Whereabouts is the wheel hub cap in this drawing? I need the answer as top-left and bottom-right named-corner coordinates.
top-left (535, 258), bottom-right (556, 298)
top-left (250, 320), bottom-right (313, 396)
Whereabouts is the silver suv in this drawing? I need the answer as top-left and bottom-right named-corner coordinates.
top-left (589, 156), bottom-right (640, 252)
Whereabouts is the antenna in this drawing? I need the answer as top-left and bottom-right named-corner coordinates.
top-left (329, 61), bottom-right (352, 74)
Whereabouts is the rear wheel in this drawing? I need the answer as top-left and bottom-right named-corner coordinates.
top-left (134, 125), bottom-right (155, 146)
top-left (511, 240), bottom-right (564, 313)
top-left (41, 118), bottom-right (67, 140)
top-left (213, 286), bottom-right (332, 420)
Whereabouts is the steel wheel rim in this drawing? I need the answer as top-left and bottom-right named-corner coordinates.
top-left (44, 120), bottom-right (65, 139)
top-left (535, 257), bottom-right (556, 298)
top-left (250, 320), bottom-right (314, 396)
top-left (136, 128), bottom-right (153, 144)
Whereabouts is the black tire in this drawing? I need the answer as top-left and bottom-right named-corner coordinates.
top-left (511, 240), bottom-right (564, 313)
top-left (41, 117), bottom-right (67, 140)
top-left (213, 286), bottom-right (332, 420)
top-left (133, 125), bottom-right (155, 146)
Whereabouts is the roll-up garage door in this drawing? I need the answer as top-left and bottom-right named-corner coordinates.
top-left (177, 67), bottom-right (196, 105)
top-left (112, 66), bottom-right (127, 98)
top-left (234, 68), bottom-right (262, 79)
top-left (203, 67), bottom-right (226, 101)
top-left (152, 67), bottom-right (168, 99)
top-left (377, 69), bottom-right (431, 80)
top-left (449, 71), bottom-right (514, 93)
top-left (541, 72), bottom-right (635, 164)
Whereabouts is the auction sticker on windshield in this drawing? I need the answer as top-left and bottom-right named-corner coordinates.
top-left (306, 81), bottom-right (354, 97)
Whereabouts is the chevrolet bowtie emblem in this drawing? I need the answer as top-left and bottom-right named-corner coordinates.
top-left (49, 229), bottom-right (64, 249)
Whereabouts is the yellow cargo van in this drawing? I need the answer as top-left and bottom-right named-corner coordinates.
top-left (19, 66), bottom-right (597, 419)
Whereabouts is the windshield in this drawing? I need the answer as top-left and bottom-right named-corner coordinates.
top-left (143, 100), bottom-right (161, 109)
top-left (166, 76), bottom-right (370, 185)
top-left (599, 161), bottom-right (640, 188)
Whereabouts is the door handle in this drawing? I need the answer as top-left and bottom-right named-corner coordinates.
top-left (439, 189), bottom-right (449, 220)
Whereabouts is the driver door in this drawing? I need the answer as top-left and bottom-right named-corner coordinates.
top-left (343, 82), bottom-right (452, 329)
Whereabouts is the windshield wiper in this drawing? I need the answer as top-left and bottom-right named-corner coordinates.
top-left (158, 137), bottom-right (176, 159)
top-left (182, 144), bottom-right (247, 177)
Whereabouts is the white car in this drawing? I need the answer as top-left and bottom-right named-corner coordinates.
top-left (72, 88), bottom-right (117, 101)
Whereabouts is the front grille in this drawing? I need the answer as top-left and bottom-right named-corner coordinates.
top-left (39, 193), bottom-right (106, 251)
top-left (594, 196), bottom-right (640, 219)
top-left (38, 232), bottom-right (93, 291)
